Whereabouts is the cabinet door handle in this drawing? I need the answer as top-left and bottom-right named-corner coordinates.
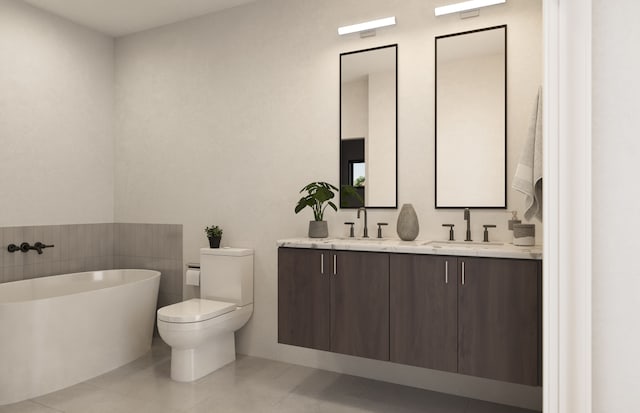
top-left (333, 254), bottom-right (337, 275)
top-left (445, 261), bottom-right (449, 284)
top-left (320, 254), bottom-right (324, 275)
top-left (461, 261), bottom-right (465, 285)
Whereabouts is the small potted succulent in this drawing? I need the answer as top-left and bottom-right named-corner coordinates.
top-left (295, 182), bottom-right (338, 238)
top-left (204, 225), bottom-right (223, 248)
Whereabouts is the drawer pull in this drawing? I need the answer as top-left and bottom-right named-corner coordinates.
top-left (333, 255), bottom-right (337, 275)
top-left (461, 261), bottom-right (465, 285)
top-left (321, 254), bottom-right (324, 275)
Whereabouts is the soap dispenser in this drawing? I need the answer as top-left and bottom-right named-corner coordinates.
top-left (508, 211), bottom-right (521, 230)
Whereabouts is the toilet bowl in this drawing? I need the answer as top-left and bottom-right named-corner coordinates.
top-left (157, 299), bottom-right (253, 382)
top-left (157, 248), bottom-right (254, 382)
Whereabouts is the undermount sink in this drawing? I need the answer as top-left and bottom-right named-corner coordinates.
top-left (424, 240), bottom-right (504, 247)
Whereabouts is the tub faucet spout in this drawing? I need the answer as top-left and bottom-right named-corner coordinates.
top-left (31, 242), bottom-right (55, 254)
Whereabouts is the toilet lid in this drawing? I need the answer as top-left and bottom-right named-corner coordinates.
top-left (157, 298), bottom-right (236, 323)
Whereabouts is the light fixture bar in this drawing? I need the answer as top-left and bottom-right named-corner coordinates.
top-left (434, 0), bottom-right (506, 17)
top-left (338, 16), bottom-right (396, 36)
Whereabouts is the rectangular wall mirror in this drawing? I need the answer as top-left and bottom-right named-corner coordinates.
top-left (435, 26), bottom-right (507, 208)
top-left (340, 44), bottom-right (397, 209)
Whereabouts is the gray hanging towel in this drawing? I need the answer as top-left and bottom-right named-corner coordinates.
top-left (513, 87), bottom-right (543, 221)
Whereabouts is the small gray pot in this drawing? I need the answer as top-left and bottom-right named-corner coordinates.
top-left (308, 221), bottom-right (329, 238)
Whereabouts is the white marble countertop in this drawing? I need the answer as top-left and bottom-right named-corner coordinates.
top-left (277, 238), bottom-right (542, 260)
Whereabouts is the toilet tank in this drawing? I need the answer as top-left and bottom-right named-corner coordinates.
top-left (199, 248), bottom-right (253, 306)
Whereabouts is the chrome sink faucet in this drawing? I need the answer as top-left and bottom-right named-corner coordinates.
top-left (357, 207), bottom-right (369, 238)
top-left (464, 208), bottom-right (472, 241)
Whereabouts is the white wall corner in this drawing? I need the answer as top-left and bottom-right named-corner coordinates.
top-left (543, 0), bottom-right (592, 412)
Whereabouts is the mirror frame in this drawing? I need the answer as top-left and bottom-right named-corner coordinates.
top-left (434, 25), bottom-right (507, 209)
top-left (339, 44), bottom-right (398, 209)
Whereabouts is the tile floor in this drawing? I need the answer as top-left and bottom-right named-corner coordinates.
top-left (0, 339), bottom-right (540, 413)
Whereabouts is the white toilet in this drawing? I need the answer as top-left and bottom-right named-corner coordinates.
top-left (157, 247), bottom-right (254, 382)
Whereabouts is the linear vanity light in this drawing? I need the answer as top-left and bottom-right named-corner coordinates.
top-left (434, 0), bottom-right (506, 17)
top-left (338, 16), bottom-right (396, 37)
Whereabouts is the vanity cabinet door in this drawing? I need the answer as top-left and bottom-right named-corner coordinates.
top-left (390, 254), bottom-right (458, 372)
top-left (458, 257), bottom-right (541, 386)
top-left (331, 251), bottom-right (389, 361)
top-left (278, 248), bottom-right (331, 351)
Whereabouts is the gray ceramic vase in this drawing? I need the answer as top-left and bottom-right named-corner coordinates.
top-left (397, 204), bottom-right (419, 241)
top-left (308, 221), bottom-right (329, 238)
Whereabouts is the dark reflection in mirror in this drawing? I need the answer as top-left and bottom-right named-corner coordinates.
top-left (340, 138), bottom-right (365, 207)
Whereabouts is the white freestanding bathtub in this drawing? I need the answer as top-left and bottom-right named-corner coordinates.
top-left (0, 269), bottom-right (160, 405)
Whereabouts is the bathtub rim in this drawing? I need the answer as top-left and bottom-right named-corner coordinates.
top-left (0, 269), bottom-right (161, 305)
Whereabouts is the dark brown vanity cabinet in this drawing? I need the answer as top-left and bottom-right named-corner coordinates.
top-left (279, 248), bottom-right (541, 386)
top-left (278, 248), bottom-right (390, 361)
top-left (278, 248), bottom-right (331, 351)
top-left (332, 251), bottom-right (389, 360)
top-left (457, 257), bottom-right (541, 386)
top-left (390, 254), bottom-right (458, 372)
top-left (390, 254), bottom-right (541, 386)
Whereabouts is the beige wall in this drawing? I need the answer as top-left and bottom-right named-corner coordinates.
top-left (0, 0), bottom-right (115, 226)
top-left (114, 0), bottom-right (542, 409)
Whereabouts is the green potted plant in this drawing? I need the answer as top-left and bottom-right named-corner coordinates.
top-left (295, 182), bottom-right (338, 238)
top-left (204, 225), bottom-right (223, 248)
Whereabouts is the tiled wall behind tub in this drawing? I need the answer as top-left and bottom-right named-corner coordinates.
top-left (0, 223), bottom-right (115, 283)
top-left (113, 223), bottom-right (183, 308)
top-left (0, 223), bottom-right (183, 308)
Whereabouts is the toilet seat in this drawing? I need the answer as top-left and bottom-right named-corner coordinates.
top-left (157, 298), bottom-right (236, 323)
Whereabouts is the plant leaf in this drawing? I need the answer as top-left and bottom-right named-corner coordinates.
top-left (295, 181), bottom-right (339, 219)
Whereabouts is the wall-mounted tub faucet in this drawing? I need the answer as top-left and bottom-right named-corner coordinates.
top-left (7, 242), bottom-right (54, 254)
top-left (464, 208), bottom-right (472, 241)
